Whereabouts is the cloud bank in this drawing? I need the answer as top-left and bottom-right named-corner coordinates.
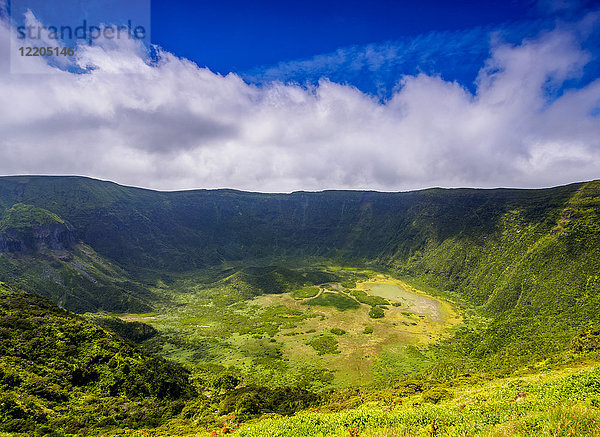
top-left (0, 11), bottom-right (599, 192)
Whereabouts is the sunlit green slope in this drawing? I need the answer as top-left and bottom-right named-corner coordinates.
top-left (0, 282), bottom-right (192, 435)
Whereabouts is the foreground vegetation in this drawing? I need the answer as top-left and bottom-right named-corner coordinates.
top-left (0, 282), bottom-right (193, 435)
top-left (227, 364), bottom-right (600, 437)
top-left (44, 361), bottom-right (600, 436)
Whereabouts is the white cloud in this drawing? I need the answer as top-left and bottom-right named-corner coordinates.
top-left (0, 13), bottom-right (599, 192)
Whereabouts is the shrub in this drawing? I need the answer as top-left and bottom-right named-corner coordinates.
top-left (304, 292), bottom-right (361, 311)
top-left (350, 290), bottom-right (389, 306)
top-left (330, 328), bottom-right (346, 335)
top-left (307, 335), bottom-right (340, 355)
top-left (212, 374), bottom-right (240, 392)
top-left (572, 326), bottom-right (600, 352)
top-left (422, 388), bottom-right (452, 404)
top-left (291, 286), bottom-right (320, 300)
top-left (220, 386), bottom-right (319, 421)
top-left (368, 307), bottom-right (385, 319)
top-left (90, 316), bottom-right (158, 343)
top-left (340, 280), bottom-right (357, 289)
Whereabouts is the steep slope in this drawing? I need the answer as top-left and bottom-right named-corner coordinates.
top-left (384, 181), bottom-right (598, 309)
top-left (0, 202), bottom-right (154, 313)
top-left (0, 176), bottom-right (597, 336)
top-left (0, 203), bottom-right (75, 253)
top-left (0, 176), bottom-right (584, 273)
top-left (0, 282), bottom-right (193, 434)
top-left (378, 181), bottom-right (600, 371)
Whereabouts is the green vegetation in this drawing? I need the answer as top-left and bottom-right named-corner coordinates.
top-left (0, 282), bottom-right (192, 434)
top-left (368, 306), bottom-right (385, 318)
top-left (229, 365), bottom-right (600, 436)
top-left (3, 276), bottom-right (599, 437)
top-left (218, 386), bottom-right (319, 422)
top-left (290, 286), bottom-right (320, 300)
top-left (0, 203), bottom-right (64, 230)
top-left (119, 268), bottom-right (459, 391)
top-left (350, 289), bottom-right (390, 306)
top-left (0, 244), bottom-right (154, 313)
top-left (573, 325), bottom-right (600, 352)
top-left (304, 291), bottom-right (361, 311)
top-left (339, 279), bottom-right (356, 288)
top-left (1, 176), bottom-right (600, 435)
top-left (84, 313), bottom-right (158, 343)
top-left (307, 335), bottom-right (340, 355)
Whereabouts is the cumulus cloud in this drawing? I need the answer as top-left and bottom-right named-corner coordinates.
top-left (0, 11), bottom-right (599, 192)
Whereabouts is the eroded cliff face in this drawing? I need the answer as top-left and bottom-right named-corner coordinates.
top-left (0, 222), bottom-right (77, 254)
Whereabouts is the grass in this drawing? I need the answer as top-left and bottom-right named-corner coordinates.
top-left (119, 266), bottom-right (462, 389)
top-left (307, 335), bottom-right (341, 355)
top-left (291, 286), bottom-right (320, 300)
top-left (208, 364), bottom-right (600, 437)
top-left (350, 290), bottom-right (390, 307)
top-left (303, 291), bottom-right (361, 311)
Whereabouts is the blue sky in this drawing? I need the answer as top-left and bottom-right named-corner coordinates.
top-left (151, 0), bottom-right (537, 72)
top-left (0, 0), bottom-right (599, 192)
top-left (152, 0), bottom-right (599, 96)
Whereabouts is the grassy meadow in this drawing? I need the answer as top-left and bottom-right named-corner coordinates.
top-left (116, 268), bottom-right (462, 389)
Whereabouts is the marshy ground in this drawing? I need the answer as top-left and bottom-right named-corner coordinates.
top-left (120, 268), bottom-right (462, 388)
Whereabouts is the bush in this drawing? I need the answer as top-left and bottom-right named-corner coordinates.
top-left (422, 388), bottom-right (452, 404)
top-left (340, 280), bottom-right (357, 289)
top-left (572, 326), bottom-right (600, 352)
top-left (369, 306), bottom-right (385, 319)
top-left (291, 286), bottom-right (320, 300)
top-left (307, 335), bottom-right (340, 355)
top-left (212, 374), bottom-right (240, 392)
top-left (220, 386), bottom-right (320, 421)
top-left (89, 315), bottom-right (158, 343)
top-left (363, 326), bottom-right (374, 334)
top-left (304, 292), bottom-right (360, 311)
top-left (350, 290), bottom-right (389, 306)
top-left (330, 328), bottom-right (346, 335)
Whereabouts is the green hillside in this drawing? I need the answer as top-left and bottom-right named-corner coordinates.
top-left (0, 204), bottom-right (64, 231)
top-left (0, 176), bottom-right (599, 435)
top-left (0, 282), bottom-right (193, 435)
top-left (0, 176), bottom-right (583, 275)
top-left (387, 181), bottom-right (600, 374)
top-left (3, 281), bottom-right (599, 437)
top-left (0, 176), bottom-right (598, 368)
top-left (0, 243), bottom-right (155, 313)
top-left (0, 199), bottom-right (155, 313)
